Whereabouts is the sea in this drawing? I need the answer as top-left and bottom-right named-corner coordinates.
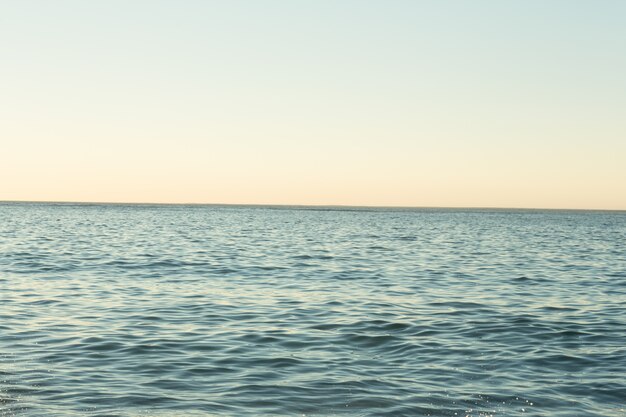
top-left (1, 202), bottom-right (625, 417)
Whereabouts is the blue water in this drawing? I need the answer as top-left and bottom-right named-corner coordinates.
top-left (1, 203), bottom-right (625, 417)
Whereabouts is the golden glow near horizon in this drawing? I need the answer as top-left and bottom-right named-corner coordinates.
top-left (2, 1), bottom-right (625, 210)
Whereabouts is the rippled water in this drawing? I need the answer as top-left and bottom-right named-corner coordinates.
top-left (1, 203), bottom-right (625, 417)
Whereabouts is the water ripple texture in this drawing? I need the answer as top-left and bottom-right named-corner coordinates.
top-left (1, 203), bottom-right (625, 416)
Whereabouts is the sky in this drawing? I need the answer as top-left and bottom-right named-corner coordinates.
top-left (1, 1), bottom-right (625, 209)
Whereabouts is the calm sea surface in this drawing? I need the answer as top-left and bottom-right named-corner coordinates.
top-left (1, 203), bottom-right (625, 417)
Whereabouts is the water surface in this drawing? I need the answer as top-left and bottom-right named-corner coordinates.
top-left (1, 203), bottom-right (625, 416)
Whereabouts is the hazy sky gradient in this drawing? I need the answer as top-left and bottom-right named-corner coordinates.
top-left (2, 1), bottom-right (625, 209)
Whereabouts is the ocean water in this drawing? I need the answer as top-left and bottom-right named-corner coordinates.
top-left (1, 203), bottom-right (625, 417)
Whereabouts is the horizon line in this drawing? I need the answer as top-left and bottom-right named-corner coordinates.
top-left (1, 199), bottom-right (625, 213)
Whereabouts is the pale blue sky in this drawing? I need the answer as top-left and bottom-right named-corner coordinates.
top-left (2, 1), bottom-right (625, 208)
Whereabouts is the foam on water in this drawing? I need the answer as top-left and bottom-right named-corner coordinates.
top-left (1, 203), bottom-right (625, 416)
